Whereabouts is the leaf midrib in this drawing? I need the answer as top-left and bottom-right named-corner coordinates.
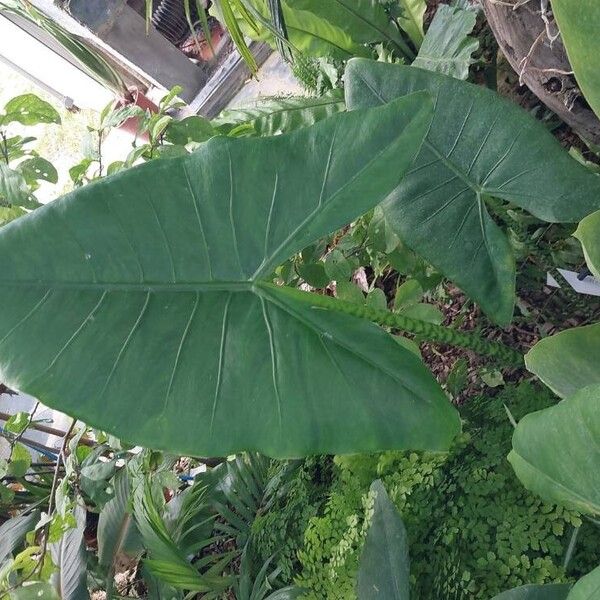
top-left (0, 281), bottom-right (255, 292)
top-left (330, 0), bottom-right (400, 46)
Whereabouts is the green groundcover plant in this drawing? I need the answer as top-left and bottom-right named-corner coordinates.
top-left (1, 0), bottom-right (600, 597)
top-left (294, 383), bottom-right (600, 599)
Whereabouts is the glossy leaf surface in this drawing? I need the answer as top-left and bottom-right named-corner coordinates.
top-left (525, 323), bottom-right (600, 398)
top-left (345, 59), bottom-right (600, 324)
top-left (0, 95), bottom-right (461, 458)
top-left (508, 384), bottom-right (600, 516)
top-left (357, 480), bottom-right (409, 599)
top-left (552, 0), bottom-right (600, 119)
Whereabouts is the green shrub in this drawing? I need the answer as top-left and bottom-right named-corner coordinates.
top-left (295, 382), bottom-right (600, 599)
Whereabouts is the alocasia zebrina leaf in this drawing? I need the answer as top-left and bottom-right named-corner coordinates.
top-left (345, 58), bottom-right (600, 325)
top-left (0, 94), bottom-right (461, 458)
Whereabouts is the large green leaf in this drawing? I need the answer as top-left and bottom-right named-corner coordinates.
top-left (345, 59), bottom-right (600, 325)
top-left (413, 4), bottom-right (478, 80)
top-left (357, 480), bottom-right (409, 600)
top-left (508, 384), bottom-right (600, 516)
top-left (525, 323), bottom-right (600, 398)
top-left (213, 92), bottom-right (345, 137)
top-left (0, 95), bottom-right (460, 458)
top-left (288, 0), bottom-right (405, 47)
top-left (574, 209), bottom-right (600, 279)
top-left (491, 584), bottom-right (571, 600)
top-left (552, 0), bottom-right (600, 120)
top-left (568, 566), bottom-right (600, 600)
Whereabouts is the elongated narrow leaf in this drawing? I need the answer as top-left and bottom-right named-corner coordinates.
top-left (568, 566), bottom-right (600, 600)
top-left (0, 510), bottom-right (38, 565)
top-left (132, 473), bottom-right (232, 593)
top-left (211, 0), bottom-right (368, 59)
top-left (413, 4), bottom-right (478, 80)
top-left (508, 384), bottom-right (600, 516)
top-left (213, 92), bottom-right (345, 136)
top-left (552, 0), bottom-right (600, 120)
top-left (491, 584), bottom-right (571, 600)
top-left (357, 480), bottom-right (409, 600)
top-left (525, 323), bottom-right (600, 398)
top-left (345, 59), bottom-right (600, 325)
top-left (574, 210), bottom-right (600, 279)
top-left (289, 0), bottom-right (405, 47)
top-left (0, 95), bottom-right (460, 458)
top-left (49, 500), bottom-right (89, 600)
top-left (97, 468), bottom-right (142, 568)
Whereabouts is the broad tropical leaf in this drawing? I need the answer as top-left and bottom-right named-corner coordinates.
top-left (288, 0), bottom-right (406, 49)
top-left (413, 4), bottom-right (478, 80)
top-left (567, 566), bottom-right (600, 600)
top-left (0, 510), bottom-right (38, 565)
top-left (574, 209), bottom-right (600, 279)
top-left (357, 480), bottom-right (409, 600)
top-left (491, 584), bottom-right (571, 600)
top-left (525, 323), bottom-right (600, 398)
top-left (345, 59), bottom-right (600, 325)
top-left (552, 0), bottom-right (600, 120)
top-left (213, 91), bottom-right (345, 136)
top-left (49, 500), bottom-right (89, 600)
top-left (0, 95), bottom-right (460, 458)
top-left (508, 384), bottom-right (600, 516)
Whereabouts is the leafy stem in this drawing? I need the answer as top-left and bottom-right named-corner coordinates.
top-left (263, 283), bottom-right (524, 366)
